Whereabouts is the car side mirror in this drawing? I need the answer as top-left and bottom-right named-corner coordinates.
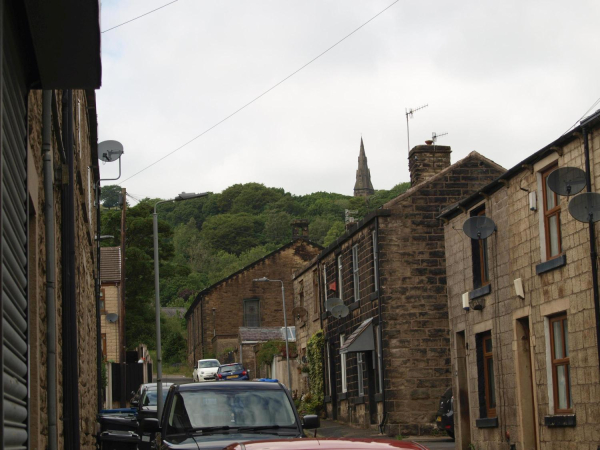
top-left (144, 417), bottom-right (161, 434)
top-left (302, 415), bottom-right (320, 429)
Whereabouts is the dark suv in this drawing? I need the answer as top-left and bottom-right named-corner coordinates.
top-left (145, 381), bottom-right (320, 449)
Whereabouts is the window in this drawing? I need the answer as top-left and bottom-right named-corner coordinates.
top-left (337, 255), bottom-right (344, 301)
top-left (352, 245), bottom-right (360, 301)
top-left (341, 335), bottom-right (347, 393)
top-left (100, 288), bottom-right (106, 314)
top-left (470, 207), bottom-right (490, 288)
top-left (374, 324), bottom-right (383, 394)
top-left (357, 353), bottom-right (364, 396)
top-left (322, 265), bottom-right (327, 309)
top-left (298, 280), bottom-right (304, 308)
top-left (312, 269), bottom-right (319, 314)
top-left (243, 299), bottom-right (260, 327)
top-left (325, 343), bottom-right (331, 396)
top-left (550, 314), bottom-right (571, 413)
top-left (542, 164), bottom-right (562, 259)
top-left (479, 332), bottom-right (496, 418)
top-left (101, 334), bottom-right (107, 360)
top-left (372, 230), bottom-right (379, 292)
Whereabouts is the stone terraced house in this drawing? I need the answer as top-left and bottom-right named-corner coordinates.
top-left (439, 110), bottom-right (600, 450)
top-left (293, 143), bottom-right (505, 436)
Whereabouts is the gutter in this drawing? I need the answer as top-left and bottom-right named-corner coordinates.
top-left (42, 90), bottom-right (57, 450)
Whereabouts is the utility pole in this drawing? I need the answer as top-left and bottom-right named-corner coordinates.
top-left (119, 187), bottom-right (127, 407)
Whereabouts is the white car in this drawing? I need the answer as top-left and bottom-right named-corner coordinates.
top-left (192, 359), bottom-right (221, 382)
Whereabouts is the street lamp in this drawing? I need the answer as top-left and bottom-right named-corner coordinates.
top-left (155, 192), bottom-right (209, 418)
top-left (252, 277), bottom-right (292, 391)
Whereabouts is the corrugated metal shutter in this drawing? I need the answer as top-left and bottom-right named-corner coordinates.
top-left (1, 7), bottom-right (29, 449)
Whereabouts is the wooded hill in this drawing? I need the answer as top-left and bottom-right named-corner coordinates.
top-left (100, 182), bottom-right (409, 355)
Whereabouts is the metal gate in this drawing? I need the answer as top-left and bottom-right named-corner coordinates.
top-left (1, 2), bottom-right (29, 447)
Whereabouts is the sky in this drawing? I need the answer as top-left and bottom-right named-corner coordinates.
top-left (97, 0), bottom-right (600, 202)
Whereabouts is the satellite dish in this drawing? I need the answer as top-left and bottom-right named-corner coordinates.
top-left (106, 313), bottom-right (119, 323)
top-left (325, 297), bottom-right (342, 312)
top-left (463, 216), bottom-right (496, 240)
top-left (547, 167), bottom-right (586, 196)
top-left (568, 192), bottom-right (600, 223)
top-left (330, 304), bottom-right (350, 319)
top-left (292, 306), bottom-right (308, 322)
top-left (98, 140), bottom-right (124, 162)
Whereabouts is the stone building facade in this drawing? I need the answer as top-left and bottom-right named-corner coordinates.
top-left (100, 247), bottom-right (122, 362)
top-left (1, 3), bottom-right (101, 448)
top-left (186, 237), bottom-right (322, 380)
top-left (440, 111), bottom-right (600, 450)
top-left (294, 144), bottom-right (505, 436)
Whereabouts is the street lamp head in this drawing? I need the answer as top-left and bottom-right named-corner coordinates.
top-left (174, 192), bottom-right (209, 201)
top-left (253, 277), bottom-right (270, 282)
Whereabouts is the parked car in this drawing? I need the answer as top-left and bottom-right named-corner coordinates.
top-left (144, 381), bottom-right (320, 449)
top-left (217, 363), bottom-right (249, 381)
top-left (137, 383), bottom-right (173, 449)
top-left (225, 438), bottom-right (431, 449)
top-left (435, 387), bottom-right (454, 439)
top-left (193, 359), bottom-right (221, 382)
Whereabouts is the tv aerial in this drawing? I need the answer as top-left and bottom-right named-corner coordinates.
top-left (405, 103), bottom-right (428, 154)
top-left (330, 304), bottom-right (350, 319)
top-left (325, 297), bottom-right (343, 312)
top-left (431, 132), bottom-right (448, 144)
top-left (106, 313), bottom-right (119, 323)
top-left (291, 306), bottom-right (308, 322)
top-left (463, 216), bottom-right (496, 240)
top-left (547, 167), bottom-right (586, 196)
top-left (568, 192), bottom-right (600, 223)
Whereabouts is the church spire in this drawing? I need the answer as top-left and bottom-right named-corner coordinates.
top-left (353, 137), bottom-right (374, 197)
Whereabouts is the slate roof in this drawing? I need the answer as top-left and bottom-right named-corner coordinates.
top-left (239, 327), bottom-right (296, 343)
top-left (100, 247), bottom-right (121, 282)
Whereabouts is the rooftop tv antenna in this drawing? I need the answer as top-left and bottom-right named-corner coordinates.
top-left (432, 132), bottom-right (448, 145)
top-left (405, 104), bottom-right (428, 154)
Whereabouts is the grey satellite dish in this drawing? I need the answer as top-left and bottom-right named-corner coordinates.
top-left (106, 313), bottom-right (119, 323)
top-left (98, 140), bottom-right (124, 162)
top-left (330, 304), bottom-right (350, 319)
top-left (325, 297), bottom-right (342, 312)
top-left (547, 167), bottom-right (586, 196)
top-left (463, 216), bottom-right (496, 240)
top-left (568, 192), bottom-right (600, 223)
top-left (292, 306), bottom-right (308, 322)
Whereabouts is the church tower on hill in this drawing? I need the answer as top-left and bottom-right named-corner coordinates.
top-left (353, 138), bottom-right (374, 197)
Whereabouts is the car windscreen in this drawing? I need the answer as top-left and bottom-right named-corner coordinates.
top-left (142, 389), bottom-right (169, 406)
top-left (165, 388), bottom-right (297, 435)
top-left (198, 360), bottom-right (220, 368)
top-left (219, 364), bottom-right (243, 373)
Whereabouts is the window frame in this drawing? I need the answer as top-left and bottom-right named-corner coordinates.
top-left (100, 287), bottom-right (106, 314)
top-left (482, 333), bottom-right (496, 418)
top-left (298, 280), bottom-right (304, 309)
top-left (338, 255), bottom-right (344, 301)
top-left (352, 244), bottom-right (360, 302)
top-left (374, 324), bottom-right (383, 394)
top-left (101, 333), bottom-right (107, 361)
top-left (372, 230), bottom-right (379, 292)
top-left (357, 352), bottom-right (364, 397)
top-left (341, 335), bottom-right (347, 393)
top-left (549, 314), bottom-right (572, 413)
top-left (312, 269), bottom-right (319, 314)
top-left (542, 163), bottom-right (562, 260)
top-left (470, 206), bottom-right (490, 288)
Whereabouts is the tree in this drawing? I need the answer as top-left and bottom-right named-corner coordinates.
top-left (323, 221), bottom-right (345, 246)
top-left (100, 185), bottom-right (122, 208)
top-left (201, 213), bottom-right (264, 255)
top-left (264, 211), bottom-right (292, 244)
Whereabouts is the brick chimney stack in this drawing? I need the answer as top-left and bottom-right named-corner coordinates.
top-left (291, 219), bottom-right (309, 240)
top-left (408, 141), bottom-right (452, 186)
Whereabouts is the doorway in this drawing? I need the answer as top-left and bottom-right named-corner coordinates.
top-left (456, 331), bottom-right (471, 450)
top-left (515, 317), bottom-right (538, 450)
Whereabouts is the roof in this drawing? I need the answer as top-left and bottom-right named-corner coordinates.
top-left (161, 307), bottom-right (185, 318)
top-left (340, 318), bottom-right (374, 354)
top-left (439, 109), bottom-right (600, 221)
top-left (100, 247), bottom-right (121, 282)
top-left (239, 327), bottom-right (295, 343)
top-left (186, 239), bottom-right (323, 318)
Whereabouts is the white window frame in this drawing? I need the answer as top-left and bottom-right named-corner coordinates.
top-left (341, 335), bottom-right (347, 393)
top-left (357, 352), bottom-right (364, 397)
top-left (323, 265), bottom-right (327, 309)
top-left (534, 153), bottom-right (560, 262)
top-left (372, 230), bottom-right (378, 291)
top-left (337, 255), bottom-right (343, 300)
top-left (543, 309), bottom-right (571, 415)
top-left (352, 244), bottom-right (360, 302)
top-left (375, 324), bottom-right (383, 393)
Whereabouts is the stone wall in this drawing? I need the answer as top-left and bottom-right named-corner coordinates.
top-left (443, 125), bottom-right (600, 449)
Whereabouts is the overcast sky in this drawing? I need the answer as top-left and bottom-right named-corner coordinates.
top-left (97, 0), bottom-right (600, 202)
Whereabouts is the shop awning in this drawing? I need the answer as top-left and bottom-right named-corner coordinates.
top-left (339, 318), bottom-right (374, 354)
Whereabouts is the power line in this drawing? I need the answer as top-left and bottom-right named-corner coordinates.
top-left (562, 95), bottom-right (600, 136)
top-left (119, 0), bottom-right (401, 184)
top-left (102, 0), bottom-right (179, 34)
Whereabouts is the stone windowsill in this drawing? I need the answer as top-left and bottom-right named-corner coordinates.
top-left (351, 396), bottom-right (365, 405)
top-left (374, 393), bottom-right (384, 403)
top-left (469, 284), bottom-right (491, 300)
top-left (475, 417), bottom-right (498, 428)
top-left (324, 395), bottom-right (331, 403)
top-left (544, 415), bottom-right (576, 427)
top-left (367, 291), bottom-right (379, 302)
top-left (536, 254), bottom-right (567, 275)
top-left (338, 392), bottom-right (348, 401)
top-left (349, 301), bottom-right (360, 312)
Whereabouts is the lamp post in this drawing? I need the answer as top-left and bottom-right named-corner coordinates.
top-left (252, 277), bottom-right (292, 391)
top-left (154, 192), bottom-right (208, 418)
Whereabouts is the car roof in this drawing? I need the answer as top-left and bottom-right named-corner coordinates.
top-left (220, 363), bottom-right (242, 367)
top-left (177, 381), bottom-right (283, 392)
top-left (143, 383), bottom-right (174, 391)
top-left (230, 438), bottom-right (430, 449)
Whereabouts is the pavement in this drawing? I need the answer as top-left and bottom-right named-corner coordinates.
top-left (315, 419), bottom-right (455, 450)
